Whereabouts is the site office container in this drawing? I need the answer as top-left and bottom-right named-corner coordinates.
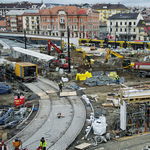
top-left (15, 62), bottom-right (38, 82)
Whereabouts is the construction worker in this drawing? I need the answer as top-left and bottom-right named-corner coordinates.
top-left (131, 50), bottom-right (134, 57)
top-left (57, 112), bottom-right (61, 118)
top-left (116, 75), bottom-right (120, 84)
top-left (39, 137), bottom-right (47, 150)
top-left (0, 141), bottom-right (7, 150)
top-left (59, 81), bottom-right (63, 92)
top-left (3, 74), bottom-right (6, 82)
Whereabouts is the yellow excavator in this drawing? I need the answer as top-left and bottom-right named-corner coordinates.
top-left (105, 49), bottom-right (134, 69)
top-left (83, 51), bottom-right (95, 67)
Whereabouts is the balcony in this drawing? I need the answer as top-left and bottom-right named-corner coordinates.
top-left (11, 24), bottom-right (17, 27)
top-left (18, 24), bottom-right (22, 26)
top-left (59, 28), bottom-right (67, 32)
top-left (60, 18), bottom-right (65, 24)
top-left (10, 19), bottom-right (16, 22)
top-left (103, 15), bottom-right (107, 18)
top-left (25, 18), bottom-right (29, 20)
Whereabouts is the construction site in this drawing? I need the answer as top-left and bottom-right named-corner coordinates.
top-left (1, 38), bottom-right (150, 150)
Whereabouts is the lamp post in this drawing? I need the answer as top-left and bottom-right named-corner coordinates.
top-left (67, 26), bottom-right (71, 73)
top-left (83, 24), bottom-right (85, 38)
top-left (24, 29), bottom-right (27, 49)
top-left (115, 24), bottom-right (118, 49)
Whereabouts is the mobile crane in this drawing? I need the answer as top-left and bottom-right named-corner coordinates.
top-left (105, 49), bottom-right (134, 69)
top-left (47, 40), bottom-right (69, 68)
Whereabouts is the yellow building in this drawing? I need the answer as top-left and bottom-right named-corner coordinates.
top-left (92, 3), bottom-right (130, 23)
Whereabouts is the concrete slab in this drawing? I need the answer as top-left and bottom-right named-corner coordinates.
top-left (60, 91), bottom-right (77, 97)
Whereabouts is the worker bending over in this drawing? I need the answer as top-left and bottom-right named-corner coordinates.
top-left (0, 141), bottom-right (7, 150)
top-left (59, 81), bottom-right (63, 92)
top-left (39, 137), bottom-right (47, 150)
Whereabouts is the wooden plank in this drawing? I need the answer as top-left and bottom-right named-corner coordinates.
top-left (120, 83), bottom-right (128, 88)
top-left (68, 91), bottom-right (77, 96)
top-left (2, 132), bottom-right (7, 141)
top-left (75, 143), bottom-right (91, 149)
top-left (60, 92), bottom-right (69, 96)
top-left (46, 90), bottom-right (55, 94)
top-left (102, 103), bottom-right (113, 107)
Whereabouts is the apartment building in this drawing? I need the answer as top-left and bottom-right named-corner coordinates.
top-left (137, 20), bottom-right (150, 41)
top-left (23, 9), bottom-right (44, 34)
top-left (0, 2), bottom-right (46, 17)
top-left (92, 3), bottom-right (129, 23)
top-left (5, 10), bottom-right (25, 32)
top-left (107, 13), bottom-right (143, 41)
top-left (40, 6), bottom-right (99, 38)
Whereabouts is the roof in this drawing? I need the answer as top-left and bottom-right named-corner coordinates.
top-left (13, 47), bottom-right (55, 61)
top-left (23, 10), bottom-right (44, 16)
top-left (0, 20), bottom-right (6, 27)
top-left (0, 2), bottom-right (43, 9)
top-left (92, 3), bottom-right (129, 10)
top-left (99, 21), bottom-right (107, 26)
top-left (41, 6), bottom-right (98, 16)
top-left (137, 20), bottom-right (150, 27)
top-left (6, 10), bottom-right (25, 15)
top-left (107, 13), bottom-right (139, 20)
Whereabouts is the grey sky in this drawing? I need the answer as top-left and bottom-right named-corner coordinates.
top-left (1, 0), bottom-right (150, 7)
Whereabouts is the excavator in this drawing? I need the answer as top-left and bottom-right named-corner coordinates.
top-left (83, 51), bottom-right (95, 67)
top-left (47, 40), bottom-right (69, 68)
top-left (105, 49), bottom-right (134, 69)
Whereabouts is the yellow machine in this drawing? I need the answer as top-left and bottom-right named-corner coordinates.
top-left (38, 45), bottom-right (45, 51)
top-left (83, 51), bottom-right (95, 67)
top-left (105, 49), bottom-right (134, 69)
top-left (15, 62), bottom-right (38, 82)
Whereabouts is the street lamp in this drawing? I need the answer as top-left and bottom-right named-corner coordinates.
top-left (67, 26), bottom-right (71, 73)
top-left (24, 29), bottom-right (27, 49)
top-left (83, 24), bottom-right (85, 38)
top-left (115, 24), bottom-right (118, 49)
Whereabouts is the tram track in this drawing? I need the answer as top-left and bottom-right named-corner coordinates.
top-left (6, 76), bottom-right (87, 150)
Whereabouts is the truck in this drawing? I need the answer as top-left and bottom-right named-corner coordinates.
top-left (134, 62), bottom-right (150, 78)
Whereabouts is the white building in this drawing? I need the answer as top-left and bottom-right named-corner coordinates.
top-left (107, 13), bottom-right (143, 41)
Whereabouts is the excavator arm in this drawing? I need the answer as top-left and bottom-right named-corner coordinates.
top-left (47, 40), bottom-right (62, 54)
top-left (105, 49), bottom-right (124, 63)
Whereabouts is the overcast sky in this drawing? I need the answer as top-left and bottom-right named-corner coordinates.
top-left (1, 0), bottom-right (150, 7)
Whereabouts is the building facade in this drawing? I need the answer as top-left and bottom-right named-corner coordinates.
top-left (5, 10), bottom-right (25, 32)
top-left (107, 13), bottom-right (143, 41)
top-left (137, 20), bottom-right (150, 41)
top-left (40, 6), bottom-right (99, 38)
top-left (92, 3), bottom-right (130, 23)
top-left (23, 9), bottom-right (43, 34)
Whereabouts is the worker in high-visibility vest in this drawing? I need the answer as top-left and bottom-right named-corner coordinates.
top-left (38, 137), bottom-right (47, 150)
top-left (3, 74), bottom-right (6, 81)
top-left (131, 51), bottom-right (134, 57)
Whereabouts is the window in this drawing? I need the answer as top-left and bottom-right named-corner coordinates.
top-left (52, 24), bottom-right (54, 29)
top-left (134, 28), bottom-right (136, 32)
top-left (48, 19), bottom-right (49, 22)
top-left (32, 21), bottom-right (34, 24)
top-left (80, 25), bottom-right (82, 30)
top-left (125, 22), bottom-right (127, 25)
top-left (72, 25), bottom-right (73, 29)
top-left (11, 17), bottom-right (15, 20)
top-left (61, 14), bottom-right (63, 17)
top-left (43, 25), bottom-right (47, 30)
top-left (116, 22), bottom-right (118, 27)
top-left (116, 28), bottom-right (118, 32)
top-left (52, 19), bottom-right (54, 22)
top-left (110, 22), bottom-right (112, 25)
top-left (80, 18), bottom-right (82, 22)
top-left (56, 24), bottom-right (58, 30)
top-left (72, 18), bottom-right (73, 22)
top-left (31, 17), bottom-right (34, 19)
top-left (32, 26), bottom-right (35, 29)
top-left (48, 24), bottom-right (50, 29)
top-left (134, 22), bottom-right (136, 25)
top-left (120, 28), bottom-right (122, 32)
top-left (125, 28), bottom-right (126, 32)
top-left (56, 19), bottom-right (58, 22)
top-left (74, 18), bottom-right (76, 22)
top-left (68, 18), bottom-right (70, 22)
top-left (110, 28), bottom-right (112, 32)
top-left (12, 22), bottom-right (15, 24)
top-left (74, 24), bottom-right (76, 29)
top-left (120, 22), bottom-right (122, 25)
top-left (129, 22), bottom-right (132, 26)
